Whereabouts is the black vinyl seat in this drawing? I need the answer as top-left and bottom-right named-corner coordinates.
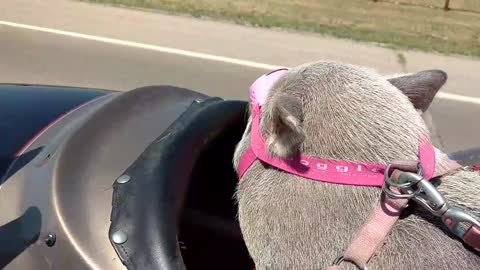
top-left (109, 97), bottom-right (254, 270)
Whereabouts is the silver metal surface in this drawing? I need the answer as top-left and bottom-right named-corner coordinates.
top-left (111, 231), bottom-right (128, 245)
top-left (441, 207), bottom-right (480, 238)
top-left (384, 168), bottom-right (449, 216)
top-left (383, 184), bottom-right (420, 200)
top-left (116, 175), bottom-right (131, 184)
top-left (411, 179), bottom-right (449, 216)
top-left (332, 256), bottom-right (368, 270)
top-left (382, 164), bottom-right (425, 200)
top-left (45, 233), bottom-right (56, 247)
top-left (383, 170), bottom-right (420, 200)
top-left (398, 172), bottom-right (424, 185)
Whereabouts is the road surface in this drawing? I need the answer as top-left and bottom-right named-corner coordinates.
top-left (1, 0), bottom-right (479, 153)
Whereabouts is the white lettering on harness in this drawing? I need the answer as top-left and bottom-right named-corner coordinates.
top-left (300, 159), bottom-right (382, 173)
top-left (298, 161), bottom-right (378, 174)
top-left (316, 163), bottom-right (327, 170)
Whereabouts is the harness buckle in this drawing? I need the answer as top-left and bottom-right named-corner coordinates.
top-left (332, 256), bottom-right (368, 270)
top-left (409, 175), bottom-right (449, 216)
top-left (383, 163), bottom-right (480, 242)
top-left (441, 206), bottom-right (480, 239)
top-left (382, 163), bottom-right (424, 200)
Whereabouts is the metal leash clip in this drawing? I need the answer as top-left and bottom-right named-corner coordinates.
top-left (383, 163), bottom-right (480, 241)
top-left (382, 163), bottom-right (424, 200)
top-left (441, 207), bottom-right (480, 240)
top-left (331, 256), bottom-right (367, 270)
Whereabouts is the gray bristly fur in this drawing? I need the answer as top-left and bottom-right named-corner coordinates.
top-left (233, 61), bottom-right (480, 270)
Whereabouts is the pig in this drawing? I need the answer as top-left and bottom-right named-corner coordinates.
top-left (233, 61), bottom-right (480, 270)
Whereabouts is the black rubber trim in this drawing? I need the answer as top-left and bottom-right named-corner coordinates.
top-left (108, 97), bottom-right (248, 270)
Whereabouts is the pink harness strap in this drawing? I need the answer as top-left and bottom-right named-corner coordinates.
top-left (325, 196), bottom-right (407, 270)
top-left (325, 168), bottom-right (414, 270)
top-left (343, 195), bottom-right (408, 264)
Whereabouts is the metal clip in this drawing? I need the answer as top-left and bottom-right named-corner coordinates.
top-left (332, 256), bottom-right (367, 270)
top-left (408, 178), bottom-right (480, 242)
top-left (441, 206), bottom-right (480, 239)
top-left (383, 163), bottom-right (448, 215)
top-left (409, 176), bottom-right (449, 216)
top-left (383, 164), bottom-right (423, 200)
top-left (383, 163), bottom-right (480, 241)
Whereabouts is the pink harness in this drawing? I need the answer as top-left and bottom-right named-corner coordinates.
top-left (237, 69), bottom-right (480, 269)
top-left (237, 69), bottom-right (436, 186)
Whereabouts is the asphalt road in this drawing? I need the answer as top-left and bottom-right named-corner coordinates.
top-left (1, 0), bottom-right (479, 153)
top-left (0, 26), bottom-right (262, 100)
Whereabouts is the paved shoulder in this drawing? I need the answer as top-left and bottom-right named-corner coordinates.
top-left (1, 0), bottom-right (480, 98)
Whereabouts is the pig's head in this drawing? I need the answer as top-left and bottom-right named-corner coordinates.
top-left (234, 61), bottom-right (449, 170)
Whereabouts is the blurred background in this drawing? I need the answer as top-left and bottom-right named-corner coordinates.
top-left (86, 0), bottom-right (480, 57)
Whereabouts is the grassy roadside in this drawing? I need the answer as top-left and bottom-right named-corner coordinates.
top-left (82, 0), bottom-right (480, 57)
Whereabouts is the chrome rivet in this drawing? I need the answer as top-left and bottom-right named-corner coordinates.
top-left (116, 175), bottom-right (130, 184)
top-left (194, 99), bottom-right (202, 103)
top-left (111, 231), bottom-right (128, 244)
top-left (45, 233), bottom-right (56, 247)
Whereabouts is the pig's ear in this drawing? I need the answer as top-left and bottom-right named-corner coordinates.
top-left (388, 70), bottom-right (447, 112)
top-left (265, 95), bottom-right (305, 158)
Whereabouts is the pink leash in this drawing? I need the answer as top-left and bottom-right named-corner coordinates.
top-left (464, 227), bottom-right (480, 249)
top-left (464, 164), bottom-right (480, 249)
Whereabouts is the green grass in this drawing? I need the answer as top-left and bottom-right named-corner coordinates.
top-left (82, 0), bottom-right (480, 57)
